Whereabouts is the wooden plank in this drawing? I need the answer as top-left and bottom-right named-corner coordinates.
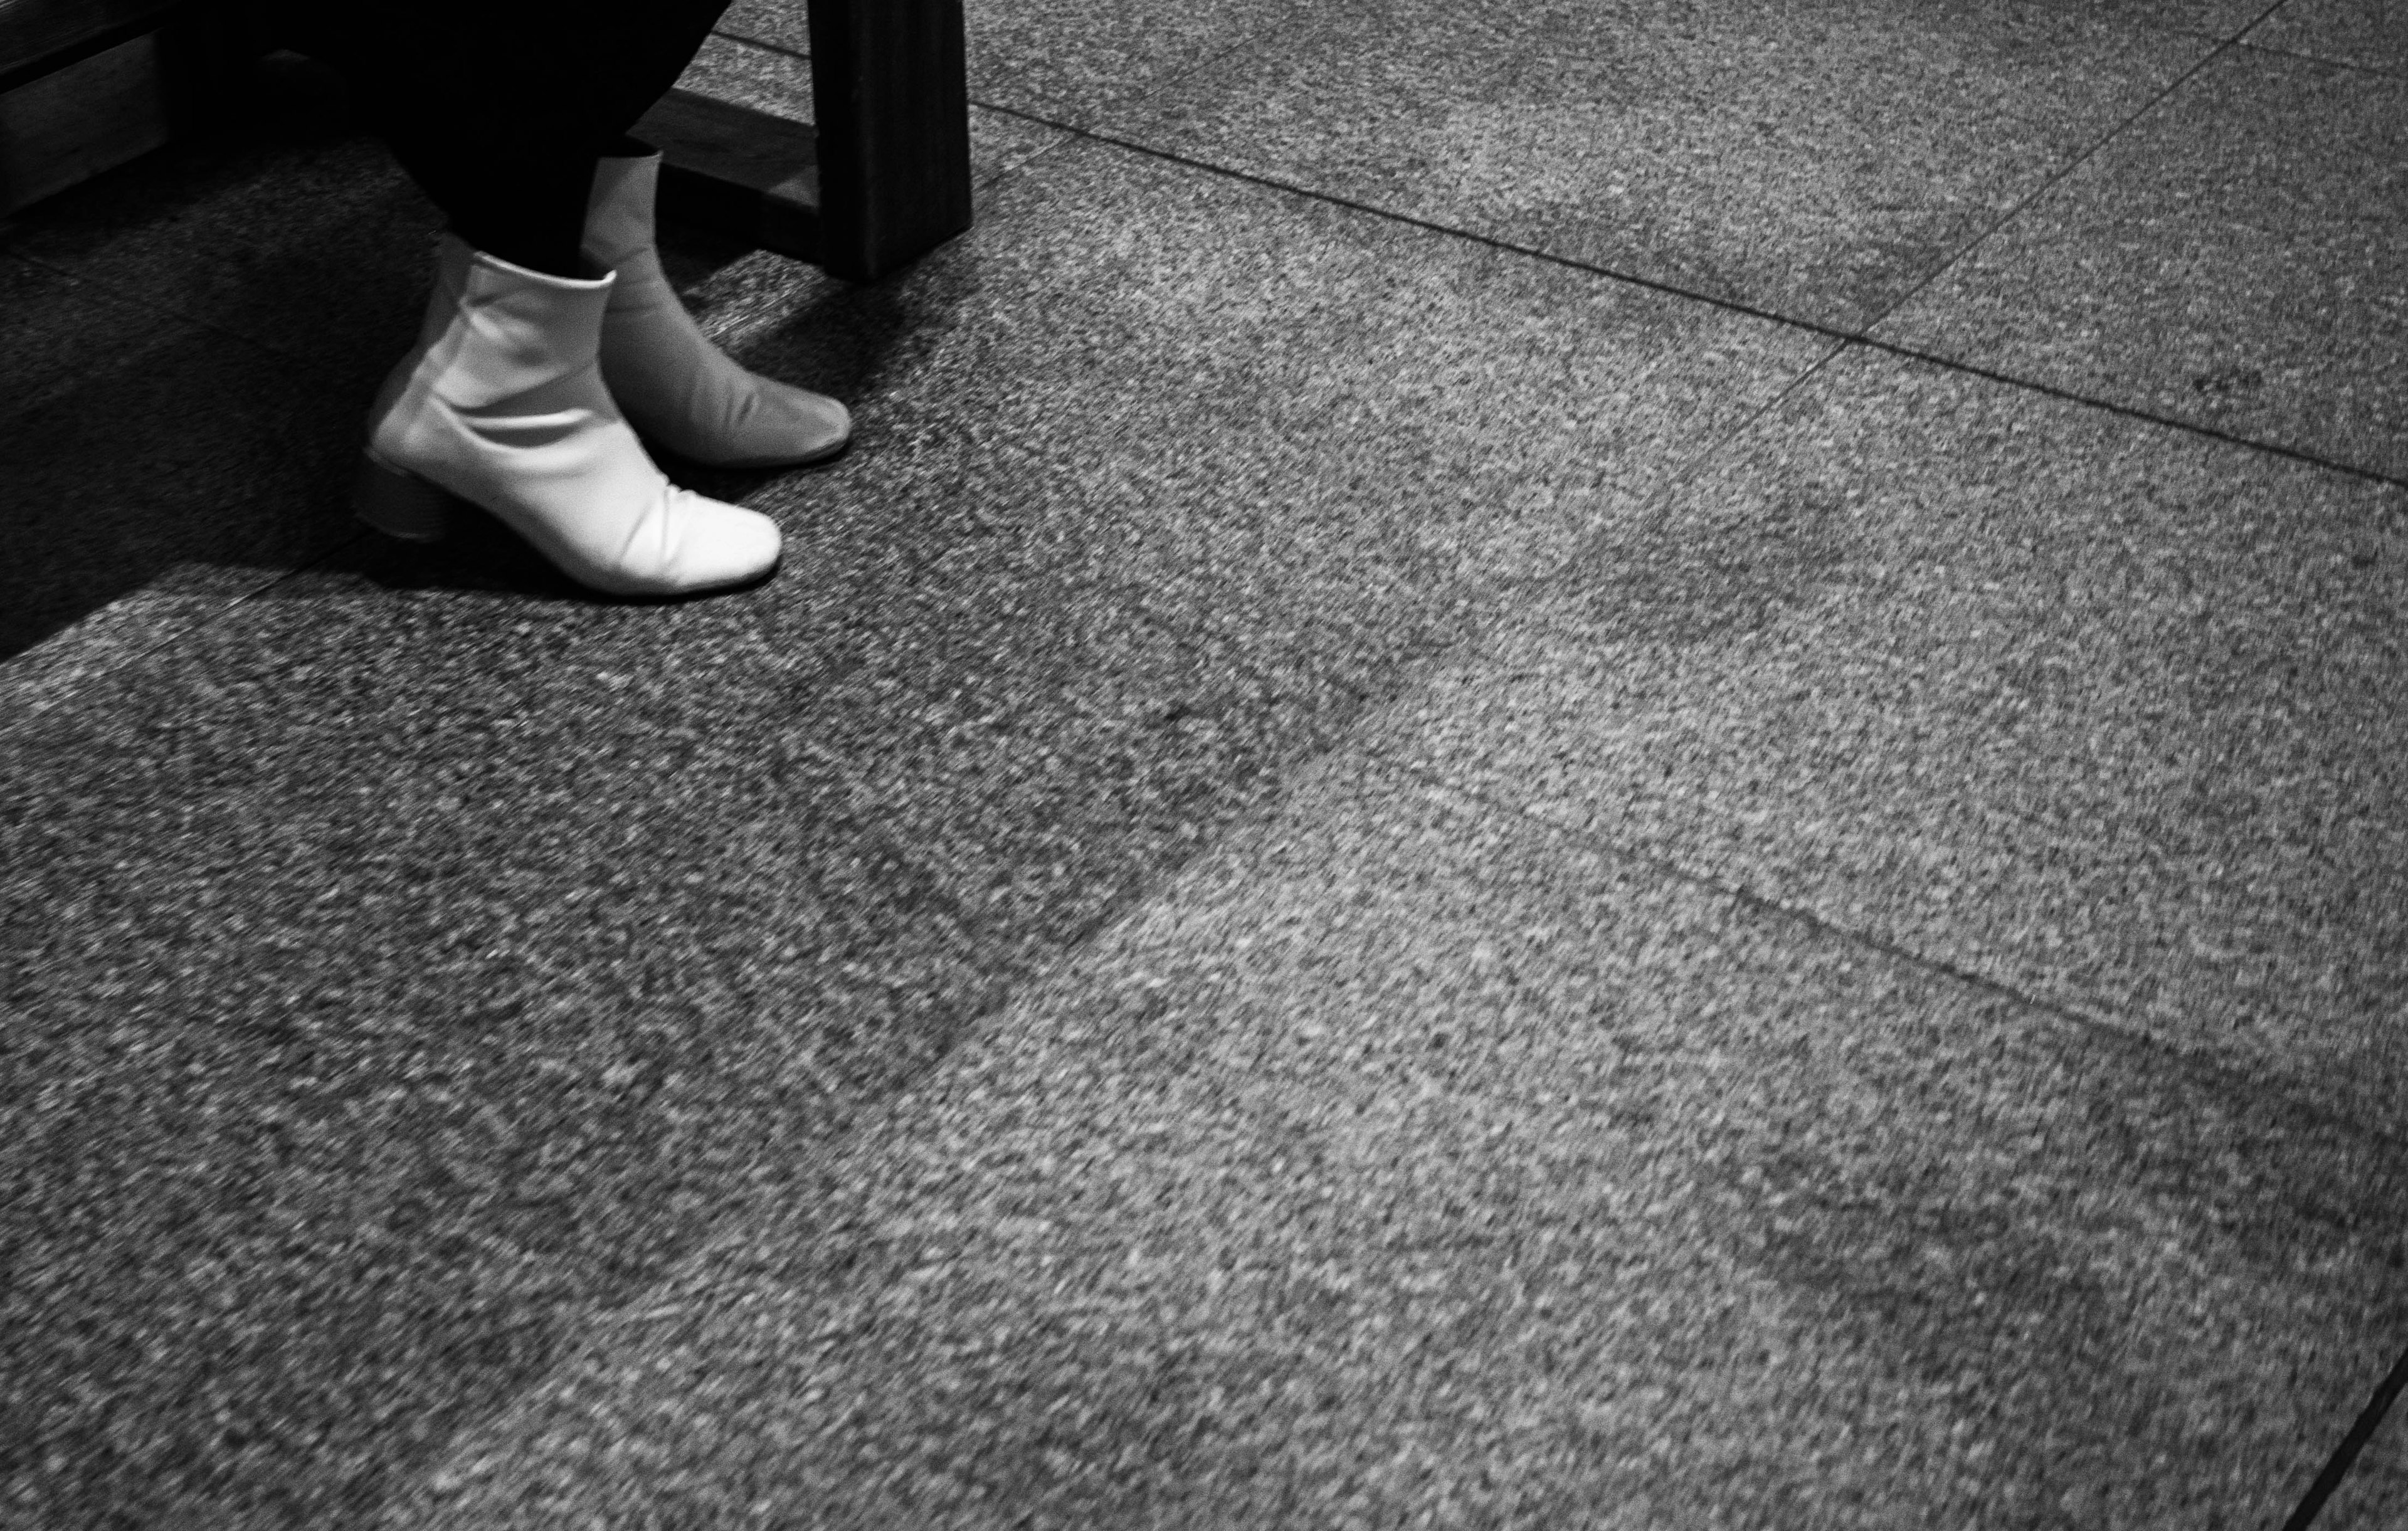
top-left (0, 2), bottom-right (251, 215)
top-left (0, 0), bottom-right (181, 85)
top-left (635, 85), bottom-right (823, 263)
top-left (807, 0), bottom-right (971, 282)
top-left (0, 31), bottom-right (172, 212)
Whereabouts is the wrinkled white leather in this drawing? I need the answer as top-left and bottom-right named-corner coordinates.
top-left (364, 236), bottom-right (781, 597)
top-left (584, 151), bottom-right (853, 468)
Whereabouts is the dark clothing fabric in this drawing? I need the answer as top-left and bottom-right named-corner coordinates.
top-left (265, 0), bottom-right (732, 273)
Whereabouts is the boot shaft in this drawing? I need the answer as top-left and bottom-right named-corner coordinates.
top-left (584, 153), bottom-right (665, 281)
top-left (415, 236), bottom-right (618, 409)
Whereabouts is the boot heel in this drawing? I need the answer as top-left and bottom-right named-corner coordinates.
top-left (353, 452), bottom-right (453, 542)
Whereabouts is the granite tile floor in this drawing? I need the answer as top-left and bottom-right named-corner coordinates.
top-left (3, 1), bottom-right (2405, 1527)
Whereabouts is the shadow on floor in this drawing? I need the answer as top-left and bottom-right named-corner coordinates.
top-left (0, 50), bottom-right (833, 661)
top-left (3, 136), bottom-right (1190, 1520)
top-left (0, 551), bottom-right (1318, 1525)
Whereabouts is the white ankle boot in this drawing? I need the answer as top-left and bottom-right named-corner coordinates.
top-left (355, 236), bottom-right (783, 597)
top-left (584, 150), bottom-right (853, 469)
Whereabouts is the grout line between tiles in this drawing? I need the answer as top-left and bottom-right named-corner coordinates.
top-left (713, 2), bottom-right (1304, 135)
top-left (2232, 34), bottom-right (2408, 80)
top-left (655, 43), bottom-right (2408, 1162)
top-left (1851, 26), bottom-right (2253, 335)
top-left (2284, 1338), bottom-right (2408, 1530)
top-left (1848, 337), bottom-right (2408, 493)
top-left (976, 98), bottom-right (1842, 331)
top-left (9, 18), bottom-right (2400, 1177)
top-left (4, 243), bottom-right (369, 392)
top-left (962, 98), bottom-right (2408, 498)
top-left (1034, 306), bottom-right (2408, 1161)
top-left (926, 77), bottom-right (2394, 1150)
top-left (1381, 748), bottom-right (2408, 1160)
top-left (1853, 0), bottom-right (2334, 360)
top-left (2233, 0), bottom-right (2406, 82)
top-left (3, 527), bottom-right (375, 723)
top-left (705, 26), bottom-right (805, 61)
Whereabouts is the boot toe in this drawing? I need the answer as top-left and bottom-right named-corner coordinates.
top-left (711, 381), bottom-right (852, 469)
top-left (584, 492), bottom-right (781, 597)
top-left (674, 498), bottom-right (783, 591)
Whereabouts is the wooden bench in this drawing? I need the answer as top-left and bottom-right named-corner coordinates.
top-left (639, 1), bottom-right (972, 281)
top-left (0, 0), bottom-right (248, 213)
top-left (0, 0), bottom-right (972, 281)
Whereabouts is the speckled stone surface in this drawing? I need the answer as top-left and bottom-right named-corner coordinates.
top-left (2316, 1411), bottom-right (2408, 1530)
top-left (0, 576), bottom-right (1008, 1526)
top-left (2248, 0), bottom-right (2408, 74)
top-left (0, 58), bottom-right (433, 661)
top-left (2156, 0), bottom-right (2310, 38)
top-left (0, 60), bottom-right (438, 377)
top-left (1875, 45), bottom-right (2408, 481)
top-left (714, 0), bottom-right (1298, 125)
top-left (653, 135), bottom-right (1825, 707)
top-left (0, 288), bottom-right (365, 661)
top-left (365, 753), bottom-right (2408, 1530)
top-left (0, 253), bottom-right (184, 421)
top-left (6, 0), bottom-right (2404, 1521)
top-left (677, 33), bottom-right (1075, 196)
top-left (1107, 0), bottom-right (2210, 330)
top-left (1364, 344), bottom-right (2408, 1127)
top-left (0, 135), bottom-right (1823, 1526)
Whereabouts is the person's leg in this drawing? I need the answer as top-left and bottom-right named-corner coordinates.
top-left (589, 0), bottom-right (736, 145)
top-left (384, 137), bottom-right (597, 278)
top-left (581, 144), bottom-right (854, 468)
top-left (385, 0), bottom-right (736, 271)
top-left (265, 0), bottom-right (783, 594)
top-left (266, 0), bottom-right (725, 276)
top-left (574, 0), bottom-right (855, 468)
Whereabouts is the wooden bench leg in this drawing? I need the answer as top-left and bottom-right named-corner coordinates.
top-left (635, 0), bottom-right (971, 283)
top-left (0, 0), bottom-right (255, 216)
top-left (808, 0), bottom-right (972, 282)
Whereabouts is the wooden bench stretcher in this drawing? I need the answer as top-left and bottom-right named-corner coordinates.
top-left (0, 0), bottom-right (974, 283)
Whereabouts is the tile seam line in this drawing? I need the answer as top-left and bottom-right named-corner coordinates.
top-left (1, 246), bottom-right (334, 382)
top-left (1855, 5), bottom-right (2280, 339)
top-left (660, 34), bottom-right (2405, 494)
top-left (965, 102), bottom-right (2408, 497)
top-left (26, 520), bottom-right (2386, 1163)
top-left (1, 528), bottom-right (376, 720)
top-left (709, 8), bottom-right (1299, 130)
top-left (1091, 324), bottom-right (1856, 730)
top-left (2233, 34), bottom-right (2408, 82)
top-left (1387, 753), bottom-right (2408, 1160)
top-left (2282, 1337), bottom-right (2408, 1530)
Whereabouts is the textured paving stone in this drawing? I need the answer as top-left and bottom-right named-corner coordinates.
top-left (7, 3), bottom-right (2395, 1523)
top-left (0, 310), bottom-right (364, 664)
top-left (1365, 344), bottom-right (2408, 1127)
top-left (716, 0), bottom-right (1296, 125)
top-left (376, 753), bottom-right (2408, 1530)
top-left (0, 128), bottom-right (1817, 1524)
top-left (0, 60), bottom-right (437, 379)
top-left (0, 253), bottom-right (185, 422)
top-left (1876, 45), bottom-right (2408, 481)
top-left (2247, 0), bottom-right (2408, 74)
top-left (2310, 1396), bottom-right (2408, 1530)
top-left (677, 33), bottom-right (1075, 196)
top-left (660, 134), bottom-right (1824, 703)
top-left (2162, 0), bottom-right (2314, 37)
top-left (1107, 0), bottom-right (2209, 330)
top-left (0, 570), bottom-right (1007, 1527)
top-left (504, 131), bottom-right (1819, 940)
